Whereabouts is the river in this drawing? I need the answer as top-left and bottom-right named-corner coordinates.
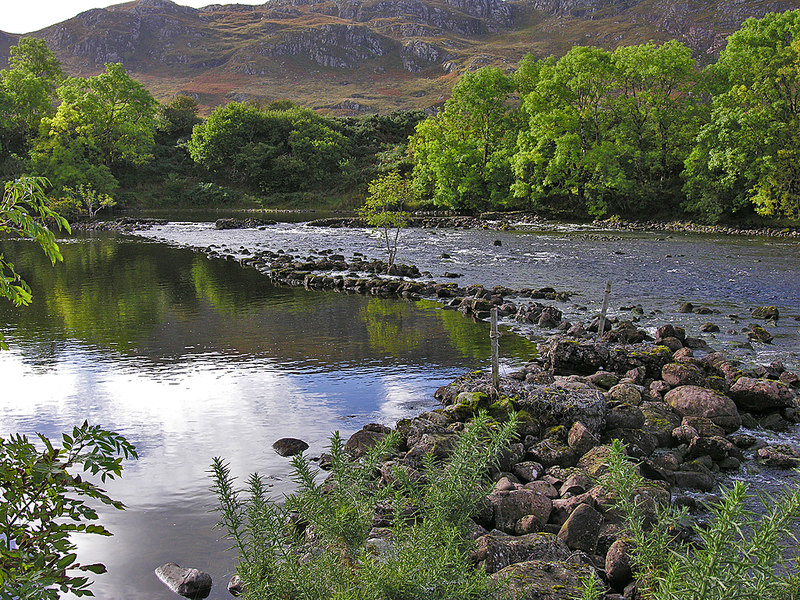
top-left (0, 217), bottom-right (798, 599)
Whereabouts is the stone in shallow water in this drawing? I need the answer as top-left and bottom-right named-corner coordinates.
top-left (155, 563), bottom-right (212, 599)
top-left (272, 437), bottom-right (309, 457)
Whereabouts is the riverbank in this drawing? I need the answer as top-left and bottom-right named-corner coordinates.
top-left (213, 320), bottom-right (800, 599)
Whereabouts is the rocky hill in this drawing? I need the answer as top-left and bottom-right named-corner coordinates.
top-left (1, 0), bottom-right (798, 113)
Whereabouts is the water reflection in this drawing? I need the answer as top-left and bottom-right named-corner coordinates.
top-left (0, 233), bottom-right (535, 599)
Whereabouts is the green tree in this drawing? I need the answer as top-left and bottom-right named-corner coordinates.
top-left (0, 177), bottom-right (69, 349)
top-left (31, 63), bottom-right (157, 195)
top-left (155, 94), bottom-right (201, 141)
top-left (358, 171), bottom-right (410, 266)
top-left (0, 38), bottom-right (64, 176)
top-left (609, 41), bottom-right (699, 215)
top-left (409, 67), bottom-right (518, 211)
top-left (512, 46), bottom-right (622, 216)
top-left (188, 102), bottom-right (349, 194)
top-left (683, 10), bottom-right (800, 221)
top-left (63, 183), bottom-right (117, 219)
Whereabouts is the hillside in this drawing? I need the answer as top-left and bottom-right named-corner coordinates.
top-left (2, 0), bottom-right (798, 113)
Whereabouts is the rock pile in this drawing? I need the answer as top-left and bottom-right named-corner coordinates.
top-left (338, 325), bottom-right (800, 599)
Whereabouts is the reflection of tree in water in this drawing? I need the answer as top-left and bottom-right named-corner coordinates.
top-left (0, 234), bottom-right (538, 368)
top-left (360, 298), bottom-right (423, 355)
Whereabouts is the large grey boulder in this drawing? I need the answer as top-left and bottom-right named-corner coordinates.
top-left (476, 532), bottom-right (570, 574)
top-left (489, 560), bottom-right (600, 599)
top-left (155, 563), bottom-right (212, 599)
top-left (664, 385), bottom-right (741, 433)
top-left (729, 377), bottom-right (795, 413)
top-left (488, 488), bottom-right (553, 533)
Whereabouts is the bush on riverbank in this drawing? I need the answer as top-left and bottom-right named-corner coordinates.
top-left (595, 439), bottom-right (800, 600)
top-left (210, 411), bottom-right (518, 599)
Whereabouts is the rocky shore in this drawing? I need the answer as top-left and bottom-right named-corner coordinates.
top-left (332, 322), bottom-right (800, 599)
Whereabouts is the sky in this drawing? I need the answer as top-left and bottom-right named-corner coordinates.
top-left (2, 0), bottom-right (265, 34)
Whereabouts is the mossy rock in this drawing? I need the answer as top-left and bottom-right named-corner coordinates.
top-left (456, 391), bottom-right (491, 411)
top-left (489, 397), bottom-right (516, 420)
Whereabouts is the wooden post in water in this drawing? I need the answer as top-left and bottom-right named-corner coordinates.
top-left (598, 281), bottom-right (612, 338)
top-left (490, 308), bottom-right (500, 390)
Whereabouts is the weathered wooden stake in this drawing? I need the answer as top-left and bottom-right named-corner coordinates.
top-left (598, 280), bottom-right (612, 338)
top-left (490, 307), bottom-right (500, 390)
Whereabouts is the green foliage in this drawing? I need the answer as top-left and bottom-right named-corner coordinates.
top-left (598, 439), bottom-right (800, 600)
top-left (0, 422), bottom-right (137, 598)
top-left (410, 67), bottom-right (518, 211)
top-left (211, 410), bottom-right (518, 600)
top-left (0, 38), bottom-right (64, 176)
top-left (188, 101), bottom-right (349, 195)
top-left (358, 171), bottom-right (410, 266)
top-left (31, 63), bottom-right (157, 195)
top-left (155, 94), bottom-right (201, 142)
top-left (63, 183), bottom-right (116, 219)
top-left (0, 177), bottom-right (70, 348)
top-left (684, 10), bottom-right (800, 221)
top-left (511, 42), bottom-right (699, 218)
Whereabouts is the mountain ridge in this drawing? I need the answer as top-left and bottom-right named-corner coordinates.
top-left (2, 0), bottom-right (798, 113)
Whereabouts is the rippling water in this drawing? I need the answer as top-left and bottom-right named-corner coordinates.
top-left (1, 219), bottom-right (798, 598)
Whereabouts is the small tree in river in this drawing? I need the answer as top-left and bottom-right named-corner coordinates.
top-left (64, 183), bottom-right (116, 219)
top-left (358, 171), bottom-right (410, 267)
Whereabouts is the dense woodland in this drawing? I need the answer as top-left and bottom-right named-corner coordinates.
top-left (2, 10), bottom-right (800, 223)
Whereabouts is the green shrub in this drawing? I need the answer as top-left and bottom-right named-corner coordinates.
top-left (0, 422), bottom-right (137, 598)
top-left (210, 411), bottom-right (518, 600)
top-left (595, 439), bottom-right (800, 600)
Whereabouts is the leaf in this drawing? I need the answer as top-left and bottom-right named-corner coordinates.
top-left (78, 563), bottom-right (107, 575)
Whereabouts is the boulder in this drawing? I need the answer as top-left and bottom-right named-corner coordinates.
top-left (729, 377), bottom-right (795, 413)
top-left (272, 438), bottom-right (309, 457)
top-left (476, 532), bottom-right (570, 574)
top-left (513, 461), bottom-right (545, 483)
top-left (557, 503), bottom-right (604, 553)
top-left (605, 538), bottom-right (634, 590)
top-left (640, 402), bottom-right (681, 447)
top-left (155, 563), bottom-right (212, 599)
top-left (489, 489), bottom-right (554, 533)
top-left (567, 421), bottom-right (600, 456)
top-left (757, 445), bottom-right (800, 468)
top-left (607, 383), bottom-right (643, 405)
top-left (606, 405), bottom-right (645, 430)
top-left (344, 424), bottom-right (391, 458)
top-left (489, 560), bottom-right (599, 600)
top-left (542, 339), bottom-right (610, 375)
top-left (664, 385), bottom-right (741, 433)
top-left (748, 325), bottom-right (774, 344)
top-left (528, 440), bottom-right (577, 468)
top-left (662, 362), bottom-right (707, 387)
top-left (752, 306), bottom-right (779, 320)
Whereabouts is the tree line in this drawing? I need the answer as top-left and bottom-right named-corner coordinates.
top-left (2, 10), bottom-right (800, 222)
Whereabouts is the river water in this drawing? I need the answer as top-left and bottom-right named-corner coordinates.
top-left (0, 218), bottom-right (798, 599)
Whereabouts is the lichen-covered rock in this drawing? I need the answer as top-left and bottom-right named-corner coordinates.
top-left (567, 421), bottom-right (600, 456)
top-left (528, 439), bottom-right (577, 468)
top-left (489, 560), bottom-right (599, 600)
top-left (476, 532), bottom-right (570, 574)
top-left (541, 338), bottom-right (610, 375)
top-left (664, 385), bottom-right (741, 433)
top-left (513, 461), bottom-right (544, 483)
top-left (606, 404), bottom-right (645, 430)
top-left (662, 362), bottom-right (707, 387)
top-left (729, 377), bottom-right (795, 413)
top-left (577, 445), bottom-right (615, 478)
top-left (607, 383), bottom-right (643, 405)
top-left (757, 445), bottom-right (800, 468)
top-left (640, 402), bottom-right (681, 447)
top-left (752, 306), bottom-right (779, 320)
top-left (488, 489), bottom-right (553, 533)
top-left (605, 428), bottom-right (658, 458)
top-left (344, 423), bottom-right (391, 458)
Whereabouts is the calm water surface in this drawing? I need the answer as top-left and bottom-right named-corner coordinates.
top-left (1, 219), bottom-right (799, 598)
top-left (0, 233), bottom-right (536, 599)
